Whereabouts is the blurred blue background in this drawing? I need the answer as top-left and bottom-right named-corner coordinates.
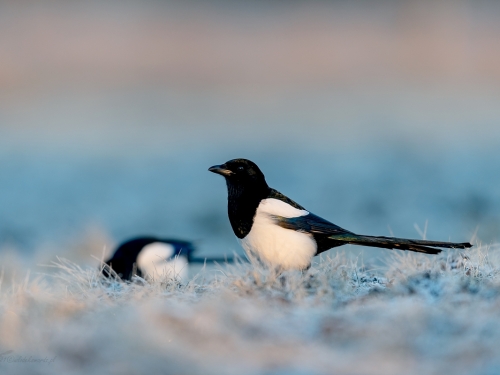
top-left (1, 0), bottom-right (499, 263)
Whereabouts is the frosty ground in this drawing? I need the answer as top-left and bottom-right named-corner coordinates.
top-left (1, 244), bottom-right (500, 375)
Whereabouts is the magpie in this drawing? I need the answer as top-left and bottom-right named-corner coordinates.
top-left (102, 236), bottom-right (236, 281)
top-left (209, 158), bottom-right (472, 271)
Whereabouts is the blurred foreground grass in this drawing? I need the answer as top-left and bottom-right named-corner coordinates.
top-left (1, 242), bottom-right (500, 375)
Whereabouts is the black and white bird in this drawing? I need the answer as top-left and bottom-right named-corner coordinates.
top-left (102, 236), bottom-right (235, 281)
top-left (209, 158), bottom-right (472, 271)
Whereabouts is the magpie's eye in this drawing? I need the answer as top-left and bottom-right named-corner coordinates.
top-left (238, 166), bottom-right (244, 171)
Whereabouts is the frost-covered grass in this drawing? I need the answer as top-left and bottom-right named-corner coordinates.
top-left (1, 244), bottom-right (500, 375)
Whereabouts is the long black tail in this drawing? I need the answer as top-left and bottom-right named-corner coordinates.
top-left (332, 233), bottom-right (472, 254)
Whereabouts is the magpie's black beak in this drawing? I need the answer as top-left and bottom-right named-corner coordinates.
top-left (209, 164), bottom-right (233, 177)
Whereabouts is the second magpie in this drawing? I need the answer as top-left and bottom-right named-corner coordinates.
top-left (102, 236), bottom-right (236, 281)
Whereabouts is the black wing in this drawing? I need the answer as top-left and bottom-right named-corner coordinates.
top-left (269, 212), bottom-right (354, 236)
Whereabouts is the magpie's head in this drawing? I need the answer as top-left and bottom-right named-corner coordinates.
top-left (209, 158), bottom-right (267, 189)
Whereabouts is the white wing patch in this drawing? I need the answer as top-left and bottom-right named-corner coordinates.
top-left (239, 198), bottom-right (316, 271)
top-left (137, 242), bottom-right (188, 281)
top-left (257, 198), bottom-right (309, 218)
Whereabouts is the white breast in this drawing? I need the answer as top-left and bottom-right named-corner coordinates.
top-left (239, 198), bottom-right (317, 271)
top-left (137, 242), bottom-right (188, 281)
